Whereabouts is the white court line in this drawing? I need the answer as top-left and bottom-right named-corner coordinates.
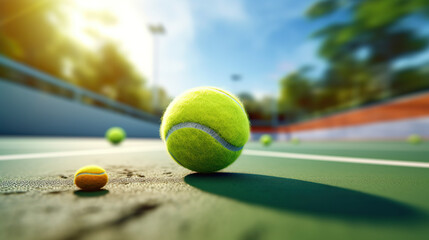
top-left (243, 150), bottom-right (429, 169)
top-left (0, 146), bottom-right (165, 161)
top-left (2, 146), bottom-right (427, 169)
top-left (273, 145), bottom-right (429, 152)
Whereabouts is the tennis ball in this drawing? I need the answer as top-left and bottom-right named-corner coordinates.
top-left (408, 134), bottom-right (422, 145)
top-left (74, 165), bottom-right (108, 191)
top-left (105, 127), bottom-right (126, 145)
top-left (260, 134), bottom-right (273, 146)
top-left (291, 137), bottom-right (300, 144)
top-left (160, 87), bottom-right (250, 173)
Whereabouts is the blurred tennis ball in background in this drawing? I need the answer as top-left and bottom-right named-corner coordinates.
top-left (260, 134), bottom-right (273, 146)
top-left (407, 134), bottom-right (422, 145)
top-left (74, 165), bottom-right (108, 191)
top-left (291, 137), bottom-right (300, 145)
top-left (160, 87), bottom-right (250, 173)
top-left (105, 127), bottom-right (126, 145)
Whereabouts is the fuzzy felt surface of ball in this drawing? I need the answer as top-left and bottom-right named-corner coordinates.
top-left (74, 165), bottom-right (108, 191)
top-left (408, 134), bottom-right (422, 145)
top-left (160, 87), bottom-right (250, 173)
top-left (291, 137), bottom-right (300, 145)
top-left (260, 134), bottom-right (273, 146)
top-left (105, 127), bottom-right (126, 145)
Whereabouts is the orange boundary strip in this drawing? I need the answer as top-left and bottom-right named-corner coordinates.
top-left (252, 92), bottom-right (429, 133)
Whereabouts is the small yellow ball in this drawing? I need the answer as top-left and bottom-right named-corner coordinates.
top-left (74, 165), bottom-right (108, 191)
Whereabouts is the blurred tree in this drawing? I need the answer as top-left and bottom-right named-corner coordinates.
top-left (276, 0), bottom-right (429, 124)
top-left (153, 87), bottom-right (172, 115)
top-left (237, 92), bottom-right (276, 121)
top-left (278, 67), bottom-right (314, 122)
top-left (0, 0), bottom-right (169, 115)
top-left (237, 93), bottom-right (261, 120)
top-left (307, 0), bottom-right (429, 99)
top-left (392, 65), bottom-right (429, 95)
top-left (0, 0), bottom-right (70, 76)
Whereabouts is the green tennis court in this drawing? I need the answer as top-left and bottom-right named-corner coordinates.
top-left (2, 1), bottom-right (429, 239)
top-left (1, 138), bottom-right (428, 240)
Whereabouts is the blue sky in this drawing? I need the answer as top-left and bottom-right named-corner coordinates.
top-left (136, 0), bottom-right (336, 98)
top-left (122, 0), bottom-right (429, 98)
top-left (64, 0), bottom-right (429, 98)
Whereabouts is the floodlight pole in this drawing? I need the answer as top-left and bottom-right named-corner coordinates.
top-left (148, 24), bottom-right (165, 112)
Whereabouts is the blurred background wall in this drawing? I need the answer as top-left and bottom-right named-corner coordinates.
top-left (0, 80), bottom-right (159, 137)
top-left (253, 91), bottom-right (429, 140)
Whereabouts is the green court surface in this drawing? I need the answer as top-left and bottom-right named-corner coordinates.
top-left (0, 137), bottom-right (428, 240)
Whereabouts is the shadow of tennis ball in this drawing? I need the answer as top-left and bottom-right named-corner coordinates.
top-left (73, 189), bottom-right (109, 198)
top-left (185, 173), bottom-right (424, 222)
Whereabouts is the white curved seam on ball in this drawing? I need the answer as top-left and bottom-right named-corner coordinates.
top-left (165, 122), bottom-right (243, 152)
top-left (75, 172), bottom-right (106, 177)
top-left (207, 88), bottom-right (246, 114)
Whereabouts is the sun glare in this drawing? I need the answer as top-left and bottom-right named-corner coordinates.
top-left (64, 0), bottom-right (153, 80)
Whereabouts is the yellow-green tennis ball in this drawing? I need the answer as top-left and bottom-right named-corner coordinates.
top-left (291, 137), bottom-right (300, 144)
top-left (408, 134), bottom-right (422, 145)
top-left (260, 134), bottom-right (273, 146)
top-left (105, 127), bottom-right (126, 145)
top-left (74, 165), bottom-right (108, 191)
top-left (160, 87), bottom-right (250, 173)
